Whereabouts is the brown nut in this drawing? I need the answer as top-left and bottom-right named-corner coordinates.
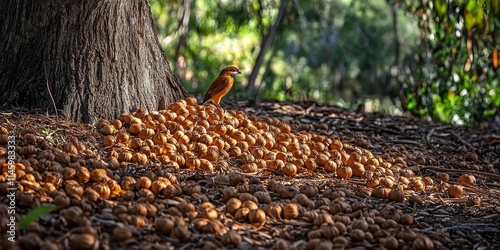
top-left (283, 203), bottom-right (299, 220)
top-left (221, 230), bottom-right (242, 246)
top-left (447, 184), bottom-right (464, 198)
top-left (458, 174), bottom-right (476, 187)
top-left (412, 236), bottom-right (435, 250)
top-left (380, 236), bottom-right (399, 250)
top-left (112, 226), bottom-right (132, 242)
top-left (155, 216), bottom-right (175, 234)
top-left (248, 209), bottom-right (266, 226)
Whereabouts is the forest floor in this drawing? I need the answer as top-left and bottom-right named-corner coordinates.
top-left (0, 99), bottom-right (499, 250)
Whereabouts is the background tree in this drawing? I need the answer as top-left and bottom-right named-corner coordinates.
top-left (397, 0), bottom-right (499, 125)
top-left (0, 0), bottom-right (188, 123)
top-left (152, 0), bottom-right (419, 111)
top-left (151, 0), bottom-right (498, 125)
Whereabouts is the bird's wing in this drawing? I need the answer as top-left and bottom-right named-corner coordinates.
top-left (203, 77), bottom-right (229, 102)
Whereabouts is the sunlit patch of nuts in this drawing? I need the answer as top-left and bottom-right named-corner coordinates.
top-left (458, 174), bottom-right (476, 187)
top-left (351, 162), bottom-right (365, 177)
top-left (89, 169), bottom-right (108, 183)
top-left (248, 209), bottom-right (266, 226)
top-left (234, 207), bottom-right (251, 222)
top-left (263, 203), bottom-right (283, 219)
top-left (92, 183), bottom-right (110, 199)
top-left (118, 151), bottom-right (133, 162)
top-left (366, 178), bottom-right (380, 188)
top-left (447, 184), bottom-right (464, 198)
top-left (100, 124), bottom-right (116, 135)
top-left (337, 166), bottom-right (352, 179)
top-left (135, 176), bottom-right (152, 190)
top-left (412, 178), bottom-right (425, 192)
top-left (282, 163), bottom-right (297, 176)
top-left (239, 199), bottom-right (257, 212)
top-left (225, 198), bottom-right (242, 216)
top-left (132, 152), bottom-right (148, 164)
top-left (65, 180), bottom-right (84, 197)
top-left (379, 176), bottom-right (395, 188)
top-left (321, 159), bottom-right (337, 173)
top-left (241, 163), bottom-right (258, 173)
top-left (422, 176), bottom-right (434, 187)
top-left (283, 203), bottom-right (299, 220)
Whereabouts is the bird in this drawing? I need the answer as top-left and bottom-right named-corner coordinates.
top-left (203, 66), bottom-right (241, 107)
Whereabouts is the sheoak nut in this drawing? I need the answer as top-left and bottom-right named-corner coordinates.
top-left (458, 174), bottom-right (476, 187)
top-left (221, 230), bottom-right (242, 246)
top-left (447, 184), bottom-right (464, 198)
top-left (283, 203), bottom-right (299, 220)
top-left (413, 236), bottom-right (435, 250)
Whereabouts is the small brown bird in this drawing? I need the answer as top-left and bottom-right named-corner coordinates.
top-left (203, 66), bottom-right (241, 106)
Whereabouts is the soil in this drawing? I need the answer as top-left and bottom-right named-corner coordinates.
top-left (0, 99), bottom-right (499, 250)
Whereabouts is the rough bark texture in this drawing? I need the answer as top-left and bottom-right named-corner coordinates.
top-left (0, 0), bottom-right (188, 123)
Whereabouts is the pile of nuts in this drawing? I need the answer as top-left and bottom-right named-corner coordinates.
top-left (0, 97), bottom-right (481, 249)
top-left (97, 97), bottom-right (474, 201)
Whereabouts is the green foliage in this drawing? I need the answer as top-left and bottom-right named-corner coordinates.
top-left (149, 0), bottom-right (259, 97)
top-left (18, 204), bottom-right (59, 229)
top-left (149, 0), bottom-right (419, 106)
top-left (398, 0), bottom-right (500, 125)
top-left (149, 0), bottom-right (498, 125)
top-left (261, 0), bottom-right (418, 106)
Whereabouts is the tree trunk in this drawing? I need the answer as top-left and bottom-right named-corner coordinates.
top-left (0, 0), bottom-right (188, 123)
top-left (246, 0), bottom-right (288, 95)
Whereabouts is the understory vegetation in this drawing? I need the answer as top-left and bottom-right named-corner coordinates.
top-left (150, 0), bottom-right (499, 125)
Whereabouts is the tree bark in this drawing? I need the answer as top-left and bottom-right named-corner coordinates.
top-left (0, 0), bottom-right (188, 123)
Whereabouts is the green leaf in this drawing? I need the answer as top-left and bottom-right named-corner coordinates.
top-left (18, 204), bottom-right (59, 229)
top-left (434, 0), bottom-right (448, 18)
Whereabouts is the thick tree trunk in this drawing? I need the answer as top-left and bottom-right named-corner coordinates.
top-left (0, 0), bottom-right (188, 123)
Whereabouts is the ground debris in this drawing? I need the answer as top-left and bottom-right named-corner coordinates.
top-left (0, 99), bottom-right (499, 249)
